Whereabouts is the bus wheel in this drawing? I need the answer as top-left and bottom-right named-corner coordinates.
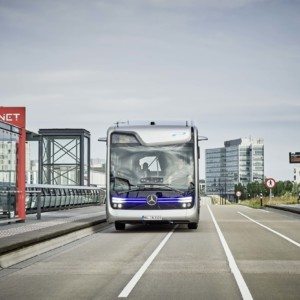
top-left (115, 222), bottom-right (125, 230)
top-left (188, 222), bottom-right (198, 230)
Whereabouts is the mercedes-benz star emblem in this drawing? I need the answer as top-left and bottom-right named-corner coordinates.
top-left (147, 194), bottom-right (157, 206)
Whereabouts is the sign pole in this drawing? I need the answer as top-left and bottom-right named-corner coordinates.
top-left (236, 191), bottom-right (242, 203)
top-left (265, 178), bottom-right (276, 206)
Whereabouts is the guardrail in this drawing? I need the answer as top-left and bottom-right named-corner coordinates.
top-left (1, 185), bottom-right (106, 221)
top-left (26, 184), bottom-right (106, 214)
top-left (0, 189), bottom-right (17, 219)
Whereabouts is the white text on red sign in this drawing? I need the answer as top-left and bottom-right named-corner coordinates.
top-left (0, 113), bottom-right (21, 122)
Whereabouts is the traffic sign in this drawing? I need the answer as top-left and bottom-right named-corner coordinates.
top-left (289, 152), bottom-right (300, 163)
top-left (236, 191), bottom-right (242, 197)
top-left (265, 178), bottom-right (276, 189)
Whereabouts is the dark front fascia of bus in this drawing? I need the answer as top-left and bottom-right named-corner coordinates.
top-left (109, 131), bottom-right (195, 210)
top-left (110, 190), bottom-right (195, 210)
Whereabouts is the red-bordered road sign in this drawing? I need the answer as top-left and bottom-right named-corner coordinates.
top-left (265, 178), bottom-right (276, 189)
top-left (236, 191), bottom-right (242, 197)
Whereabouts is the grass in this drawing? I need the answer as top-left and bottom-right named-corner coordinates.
top-left (240, 196), bottom-right (299, 208)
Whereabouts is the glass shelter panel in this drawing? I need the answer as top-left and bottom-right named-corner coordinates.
top-left (39, 129), bottom-right (91, 186)
top-left (0, 124), bottom-right (20, 219)
top-left (84, 136), bottom-right (89, 185)
top-left (42, 136), bottom-right (81, 185)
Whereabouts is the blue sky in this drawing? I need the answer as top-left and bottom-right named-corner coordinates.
top-left (1, 0), bottom-right (299, 180)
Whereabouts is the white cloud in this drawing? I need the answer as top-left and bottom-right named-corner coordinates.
top-left (0, 0), bottom-right (299, 180)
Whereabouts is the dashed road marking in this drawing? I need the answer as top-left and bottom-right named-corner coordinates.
top-left (118, 226), bottom-right (177, 298)
top-left (207, 205), bottom-right (253, 300)
top-left (238, 211), bottom-right (300, 248)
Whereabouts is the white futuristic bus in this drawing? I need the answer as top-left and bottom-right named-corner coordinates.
top-left (100, 121), bottom-right (204, 230)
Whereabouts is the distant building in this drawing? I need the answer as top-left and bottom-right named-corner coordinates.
top-left (205, 137), bottom-right (264, 199)
top-left (27, 157), bottom-right (106, 187)
top-left (199, 179), bottom-right (206, 194)
top-left (0, 140), bottom-right (30, 184)
top-left (90, 158), bottom-right (105, 187)
top-left (27, 160), bottom-right (38, 184)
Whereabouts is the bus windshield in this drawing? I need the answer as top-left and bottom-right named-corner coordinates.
top-left (110, 139), bottom-right (194, 195)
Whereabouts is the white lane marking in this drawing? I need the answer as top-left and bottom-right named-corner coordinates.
top-left (118, 226), bottom-right (177, 298)
top-left (207, 205), bottom-right (253, 300)
top-left (259, 209), bottom-right (269, 213)
top-left (238, 212), bottom-right (300, 248)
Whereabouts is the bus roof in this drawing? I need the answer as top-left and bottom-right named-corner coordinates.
top-left (112, 120), bottom-right (194, 127)
top-left (108, 123), bottom-right (196, 146)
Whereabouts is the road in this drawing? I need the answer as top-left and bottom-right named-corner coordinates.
top-left (0, 197), bottom-right (299, 299)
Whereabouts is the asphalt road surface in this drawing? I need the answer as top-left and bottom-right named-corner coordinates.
top-left (0, 197), bottom-right (299, 300)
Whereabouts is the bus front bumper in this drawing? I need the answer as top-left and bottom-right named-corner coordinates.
top-left (107, 206), bottom-right (199, 224)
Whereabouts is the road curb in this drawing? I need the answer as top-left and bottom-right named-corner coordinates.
top-left (0, 218), bottom-right (107, 268)
top-left (265, 205), bottom-right (300, 214)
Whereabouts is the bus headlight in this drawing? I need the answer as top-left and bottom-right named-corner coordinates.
top-left (178, 196), bottom-right (192, 203)
top-left (178, 196), bottom-right (192, 208)
top-left (112, 197), bottom-right (126, 204)
top-left (112, 197), bottom-right (126, 209)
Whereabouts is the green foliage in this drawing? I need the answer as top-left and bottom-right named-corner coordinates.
top-left (235, 181), bottom-right (300, 201)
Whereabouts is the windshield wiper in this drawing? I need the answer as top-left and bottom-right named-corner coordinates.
top-left (137, 183), bottom-right (184, 195)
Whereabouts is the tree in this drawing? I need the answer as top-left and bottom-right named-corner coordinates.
top-left (246, 181), bottom-right (267, 198)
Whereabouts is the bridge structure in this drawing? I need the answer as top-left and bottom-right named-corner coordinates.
top-left (0, 106), bottom-right (104, 223)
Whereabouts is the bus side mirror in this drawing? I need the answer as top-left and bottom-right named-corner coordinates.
top-left (198, 136), bottom-right (208, 142)
top-left (98, 137), bottom-right (107, 142)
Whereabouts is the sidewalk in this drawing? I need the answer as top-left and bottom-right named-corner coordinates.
top-left (0, 205), bottom-right (106, 256)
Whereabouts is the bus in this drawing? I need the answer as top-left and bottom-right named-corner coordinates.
top-left (100, 121), bottom-right (204, 230)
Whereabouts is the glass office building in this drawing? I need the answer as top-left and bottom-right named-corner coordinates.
top-left (0, 121), bottom-right (20, 218)
top-left (205, 147), bottom-right (225, 194)
top-left (205, 138), bottom-right (264, 199)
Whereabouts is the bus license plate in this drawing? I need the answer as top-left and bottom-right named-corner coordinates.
top-left (142, 215), bottom-right (162, 221)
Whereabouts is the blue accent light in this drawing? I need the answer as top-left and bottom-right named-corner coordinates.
top-left (112, 196), bottom-right (192, 204)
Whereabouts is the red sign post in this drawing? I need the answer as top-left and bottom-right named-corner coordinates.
top-left (265, 178), bottom-right (276, 203)
top-left (0, 107), bottom-right (26, 220)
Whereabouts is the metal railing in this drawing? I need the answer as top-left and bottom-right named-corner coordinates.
top-left (0, 189), bottom-right (17, 219)
top-left (26, 184), bottom-right (105, 214)
top-left (1, 184), bottom-right (105, 222)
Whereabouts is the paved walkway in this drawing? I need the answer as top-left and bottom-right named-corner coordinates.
top-left (0, 205), bottom-right (106, 255)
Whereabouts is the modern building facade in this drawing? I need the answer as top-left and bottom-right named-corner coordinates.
top-left (0, 106), bottom-right (26, 220)
top-left (0, 118), bottom-right (25, 219)
top-left (205, 138), bottom-right (264, 199)
top-left (27, 158), bottom-right (106, 187)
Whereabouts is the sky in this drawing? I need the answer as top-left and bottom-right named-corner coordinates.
top-left (0, 0), bottom-right (299, 180)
